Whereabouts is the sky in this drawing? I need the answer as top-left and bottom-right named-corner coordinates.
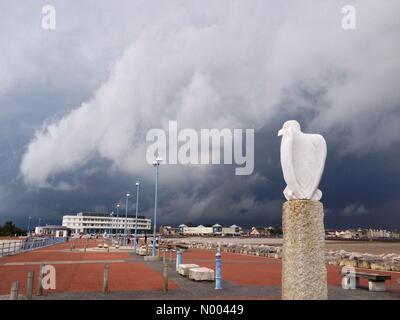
top-left (0, 0), bottom-right (399, 230)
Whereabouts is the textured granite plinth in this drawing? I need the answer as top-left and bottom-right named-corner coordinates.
top-left (282, 200), bottom-right (328, 300)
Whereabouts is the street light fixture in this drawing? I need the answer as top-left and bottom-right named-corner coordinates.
top-left (152, 157), bottom-right (162, 256)
top-left (134, 179), bottom-right (140, 255)
top-left (125, 192), bottom-right (130, 246)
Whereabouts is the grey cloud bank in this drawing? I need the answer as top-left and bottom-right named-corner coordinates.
top-left (0, 1), bottom-right (399, 228)
top-left (20, 0), bottom-right (400, 186)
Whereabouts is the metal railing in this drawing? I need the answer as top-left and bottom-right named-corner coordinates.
top-left (0, 237), bottom-right (66, 258)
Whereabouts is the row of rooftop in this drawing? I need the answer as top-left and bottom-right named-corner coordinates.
top-left (160, 225), bottom-right (282, 237)
top-left (162, 225), bottom-right (400, 240)
top-left (325, 228), bottom-right (400, 240)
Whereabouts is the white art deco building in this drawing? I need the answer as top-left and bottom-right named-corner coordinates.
top-left (62, 212), bottom-right (152, 235)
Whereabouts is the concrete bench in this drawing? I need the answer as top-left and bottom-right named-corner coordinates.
top-left (178, 264), bottom-right (200, 277)
top-left (188, 267), bottom-right (215, 281)
top-left (341, 271), bottom-right (391, 292)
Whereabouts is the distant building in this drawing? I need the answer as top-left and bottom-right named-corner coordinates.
top-left (179, 225), bottom-right (213, 236)
top-left (265, 227), bottom-right (275, 237)
top-left (342, 230), bottom-right (353, 239)
top-left (159, 226), bottom-right (179, 236)
top-left (62, 212), bottom-right (151, 235)
top-left (325, 230), bottom-right (337, 239)
top-left (212, 224), bottom-right (223, 235)
top-left (367, 229), bottom-right (392, 239)
top-left (392, 231), bottom-right (400, 239)
top-left (352, 228), bottom-right (369, 239)
top-left (222, 225), bottom-right (241, 236)
top-left (178, 224), bottom-right (187, 234)
top-left (178, 224), bottom-right (241, 236)
top-left (325, 228), bottom-right (400, 240)
top-left (35, 225), bottom-right (71, 238)
top-left (249, 227), bottom-right (266, 237)
top-left (248, 226), bottom-right (280, 237)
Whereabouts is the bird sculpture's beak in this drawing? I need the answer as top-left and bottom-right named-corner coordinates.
top-left (277, 128), bottom-right (284, 136)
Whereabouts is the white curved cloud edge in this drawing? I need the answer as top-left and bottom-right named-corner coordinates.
top-left (19, 1), bottom-right (400, 187)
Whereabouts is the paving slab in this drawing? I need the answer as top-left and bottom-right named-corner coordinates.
top-left (1, 244), bottom-right (399, 300)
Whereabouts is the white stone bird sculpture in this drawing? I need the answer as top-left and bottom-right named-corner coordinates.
top-left (278, 120), bottom-right (327, 201)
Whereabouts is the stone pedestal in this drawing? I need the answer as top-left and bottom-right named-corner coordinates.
top-left (282, 200), bottom-right (328, 300)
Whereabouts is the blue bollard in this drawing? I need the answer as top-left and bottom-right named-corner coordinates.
top-left (175, 250), bottom-right (182, 272)
top-left (215, 252), bottom-right (222, 290)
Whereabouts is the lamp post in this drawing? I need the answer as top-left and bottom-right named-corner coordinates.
top-left (27, 216), bottom-right (32, 237)
top-left (37, 218), bottom-right (42, 236)
top-left (110, 212), bottom-right (114, 237)
top-left (116, 203), bottom-right (120, 235)
top-left (125, 193), bottom-right (130, 246)
top-left (152, 157), bottom-right (162, 257)
top-left (134, 179), bottom-right (140, 255)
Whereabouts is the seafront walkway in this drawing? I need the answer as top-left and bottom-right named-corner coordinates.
top-left (0, 239), bottom-right (399, 299)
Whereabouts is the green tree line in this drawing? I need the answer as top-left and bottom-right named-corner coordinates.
top-left (0, 221), bottom-right (26, 237)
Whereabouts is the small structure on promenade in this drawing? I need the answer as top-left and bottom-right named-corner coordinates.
top-left (278, 120), bottom-right (328, 300)
top-left (178, 224), bottom-right (241, 236)
top-left (35, 225), bottom-right (71, 238)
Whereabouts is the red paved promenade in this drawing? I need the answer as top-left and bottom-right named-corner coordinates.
top-left (0, 240), bottom-right (179, 295)
top-left (183, 249), bottom-right (400, 289)
top-left (0, 239), bottom-right (399, 299)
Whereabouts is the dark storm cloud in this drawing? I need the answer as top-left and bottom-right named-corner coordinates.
top-left (0, 0), bottom-right (399, 229)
